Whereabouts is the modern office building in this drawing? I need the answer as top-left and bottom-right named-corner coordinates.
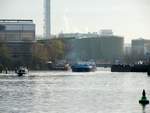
top-left (0, 19), bottom-right (35, 42)
top-left (68, 34), bottom-right (124, 63)
top-left (131, 38), bottom-right (150, 62)
top-left (0, 19), bottom-right (35, 66)
top-left (100, 35), bottom-right (124, 61)
top-left (132, 38), bottom-right (150, 55)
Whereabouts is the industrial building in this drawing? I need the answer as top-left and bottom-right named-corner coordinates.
top-left (0, 19), bottom-right (35, 66)
top-left (67, 34), bottom-right (124, 63)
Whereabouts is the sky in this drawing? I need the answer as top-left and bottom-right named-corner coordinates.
top-left (0, 0), bottom-right (150, 43)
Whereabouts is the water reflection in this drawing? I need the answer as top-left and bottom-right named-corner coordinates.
top-left (142, 105), bottom-right (146, 113)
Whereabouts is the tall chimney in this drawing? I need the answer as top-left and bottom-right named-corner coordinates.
top-left (44, 0), bottom-right (51, 39)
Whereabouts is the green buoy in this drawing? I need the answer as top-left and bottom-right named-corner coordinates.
top-left (139, 89), bottom-right (149, 106)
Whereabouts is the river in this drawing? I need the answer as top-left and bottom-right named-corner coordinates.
top-left (0, 68), bottom-right (150, 113)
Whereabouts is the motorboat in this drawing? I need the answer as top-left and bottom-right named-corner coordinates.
top-left (16, 67), bottom-right (28, 76)
top-left (71, 61), bottom-right (96, 72)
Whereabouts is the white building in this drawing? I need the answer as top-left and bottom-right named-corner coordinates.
top-left (100, 29), bottom-right (113, 36)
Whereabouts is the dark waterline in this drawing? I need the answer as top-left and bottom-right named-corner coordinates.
top-left (0, 68), bottom-right (150, 113)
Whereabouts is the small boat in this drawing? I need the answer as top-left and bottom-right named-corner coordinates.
top-left (71, 62), bottom-right (96, 72)
top-left (47, 61), bottom-right (70, 71)
top-left (16, 67), bottom-right (28, 76)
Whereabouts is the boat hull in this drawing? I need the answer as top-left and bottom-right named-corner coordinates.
top-left (16, 67), bottom-right (28, 76)
top-left (72, 67), bottom-right (93, 72)
top-left (48, 63), bottom-right (70, 71)
top-left (111, 64), bottom-right (149, 72)
top-left (71, 64), bottom-right (96, 72)
top-left (17, 72), bottom-right (25, 76)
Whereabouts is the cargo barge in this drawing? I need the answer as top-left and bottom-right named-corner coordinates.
top-left (111, 64), bottom-right (149, 72)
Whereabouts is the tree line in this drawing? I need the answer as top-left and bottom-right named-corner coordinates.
top-left (0, 39), bottom-right (65, 70)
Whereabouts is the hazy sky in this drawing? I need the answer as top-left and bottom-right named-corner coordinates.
top-left (0, 0), bottom-right (150, 42)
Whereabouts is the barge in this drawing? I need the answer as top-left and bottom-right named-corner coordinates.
top-left (71, 62), bottom-right (96, 72)
top-left (111, 64), bottom-right (149, 72)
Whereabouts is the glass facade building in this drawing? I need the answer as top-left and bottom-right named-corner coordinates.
top-left (0, 20), bottom-right (35, 67)
top-left (0, 19), bottom-right (35, 42)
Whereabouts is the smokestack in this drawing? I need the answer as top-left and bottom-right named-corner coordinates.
top-left (44, 0), bottom-right (51, 39)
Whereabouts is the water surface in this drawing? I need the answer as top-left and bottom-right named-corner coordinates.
top-left (0, 68), bottom-right (150, 113)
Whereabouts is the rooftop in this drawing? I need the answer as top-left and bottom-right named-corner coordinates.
top-left (0, 19), bottom-right (33, 24)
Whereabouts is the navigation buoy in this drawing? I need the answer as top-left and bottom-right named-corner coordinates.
top-left (139, 89), bottom-right (149, 106)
